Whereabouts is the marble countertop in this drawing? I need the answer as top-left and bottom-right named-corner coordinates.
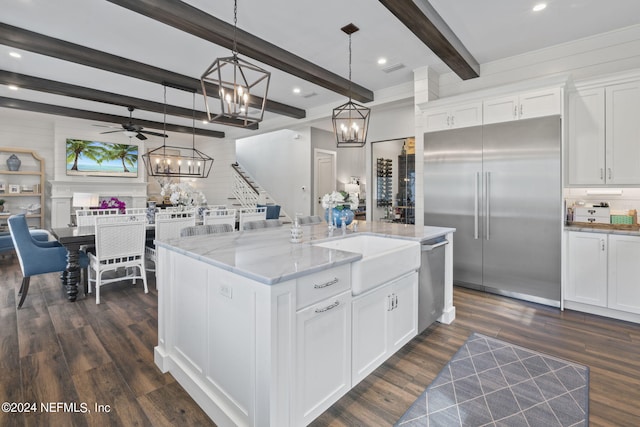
top-left (156, 222), bottom-right (455, 285)
top-left (564, 225), bottom-right (640, 236)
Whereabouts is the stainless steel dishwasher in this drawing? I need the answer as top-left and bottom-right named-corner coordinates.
top-left (418, 236), bottom-right (448, 333)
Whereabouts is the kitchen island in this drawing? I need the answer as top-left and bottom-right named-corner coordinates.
top-left (154, 222), bottom-right (454, 427)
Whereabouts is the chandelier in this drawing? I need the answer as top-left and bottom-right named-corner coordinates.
top-left (332, 23), bottom-right (370, 148)
top-left (142, 85), bottom-right (214, 179)
top-left (200, 0), bottom-right (271, 128)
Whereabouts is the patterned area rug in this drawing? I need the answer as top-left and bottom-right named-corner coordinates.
top-left (396, 333), bottom-right (589, 426)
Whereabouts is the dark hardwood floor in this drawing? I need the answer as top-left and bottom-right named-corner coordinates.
top-left (1, 253), bottom-right (639, 426)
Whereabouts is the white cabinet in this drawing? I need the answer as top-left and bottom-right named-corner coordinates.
top-left (566, 231), bottom-right (608, 307)
top-left (483, 88), bottom-right (561, 124)
top-left (424, 102), bottom-right (482, 132)
top-left (567, 88), bottom-right (606, 184)
top-left (567, 81), bottom-right (640, 185)
top-left (605, 81), bottom-right (640, 184)
top-left (351, 271), bottom-right (418, 385)
top-left (295, 290), bottom-right (352, 426)
top-left (566, 231), bottom-right (640, 318)
top-left (608, 234), bottom-right (640, 314)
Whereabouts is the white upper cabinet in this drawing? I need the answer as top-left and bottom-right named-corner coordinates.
top-left (483, 88), bottom-right (562, 124)
top-left (424, 102), bottom-right (482, 132)
top-left (568, 88), bottom-right (606, 184)
top-left (567, 80), bottom-right (640, 185)
top-left (605, 81), bottom-right (640, 184)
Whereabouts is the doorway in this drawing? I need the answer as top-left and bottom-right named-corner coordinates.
top-left (314, 149), bottom-right (336, 216)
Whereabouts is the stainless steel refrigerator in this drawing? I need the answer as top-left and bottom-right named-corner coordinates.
top-left (424, 116), bottom-right (561, 305)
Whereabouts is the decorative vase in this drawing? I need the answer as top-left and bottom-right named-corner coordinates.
top-left (6, 154), bottom-right (21, 171)
top-left (325, 207), bottom-right (355, 227)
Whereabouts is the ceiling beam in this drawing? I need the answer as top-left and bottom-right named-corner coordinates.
top-left (379, 0), bottom-right (479, 80)
top-left (0, 23), bottom-right (305, 120)
top-left (0, 70), bottom-right (258, 130)
top-left (0, 97), bottom-right (226, 139)
top-left (105, 0), bottom-right (375, 103)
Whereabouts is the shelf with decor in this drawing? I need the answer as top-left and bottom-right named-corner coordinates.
top-left (0, 148), bottom-right (45, 231)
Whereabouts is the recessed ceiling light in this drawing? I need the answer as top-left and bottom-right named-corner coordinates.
top-left (202, 120), bottom-right (209, 124)
top-left (292, 87), bottom-right (301, 94)
top-left (377, 58), bottom-right (387, 65)
top-left (9, 52), bottom-right (21, 59)
top-left (8, 85), bottom-right (19, 91)
top-left (533, 3), bottom-right (547, 12)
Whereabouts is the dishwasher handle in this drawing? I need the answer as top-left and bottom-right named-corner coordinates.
top-left (421, 240), bottom-right (449, 251)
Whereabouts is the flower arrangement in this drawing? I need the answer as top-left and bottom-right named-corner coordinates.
top-left (99, 197), bottom-right (126, 214)
top-left (160, 182), bottom-right (207, 207)
top-left (321, 190), bottom-right (359, 211)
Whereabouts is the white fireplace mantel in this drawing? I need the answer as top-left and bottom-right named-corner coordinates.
top-left (50, 180), bottom-right (148, 227)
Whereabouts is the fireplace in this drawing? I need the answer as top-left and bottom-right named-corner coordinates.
top-left (50, 180), bottom-right (148, 227)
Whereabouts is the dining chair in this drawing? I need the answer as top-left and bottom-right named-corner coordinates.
top-left (180, 223), bottom-right (234, 237)
top-left (8, 214), bottom-right (88, 308)
top-left (238, 206), bottom-right (267, 231)
top-left (145, 211), bottom-right (196, 272)
top-left (125, 208), bottom-right (149, 215)
top-left (298, 215), bottom-right (323, 224)
top-left (242, 219), bottom-right (283, 230)
top-left (202, 208), bottom-right (237, 229)
top-left (87, 215), bottom-right (148, 304)
top-left (76, 208), bottom-right (119, 226)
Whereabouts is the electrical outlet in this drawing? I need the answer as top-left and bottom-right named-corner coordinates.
top-left (219, 284), bottom-right (232, 299)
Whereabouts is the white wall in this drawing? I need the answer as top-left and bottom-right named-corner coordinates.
top-left (236, 128), bottom-right (312, 217)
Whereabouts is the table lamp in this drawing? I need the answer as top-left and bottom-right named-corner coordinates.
top-left (72, 192), bottom-right (99, 209)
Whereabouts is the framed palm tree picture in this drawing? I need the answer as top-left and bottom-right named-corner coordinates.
top-left (66, 138), bottom-right (138, 177)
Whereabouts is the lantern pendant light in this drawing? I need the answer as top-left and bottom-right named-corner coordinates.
top-left (332, 23), bottom-right (370, 148)
top-left (200, 0), bottom-right (271, 128)
top-left (142, 85), bottom-right (214, 179)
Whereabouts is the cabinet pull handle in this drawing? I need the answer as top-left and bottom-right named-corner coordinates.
top-left (608, 168), bottom-right (612, 180)
top-left (600, 168), bottom-right (604, 180)
top-left (394, 295), bottom-right (398, 309)
top-left (601, 239), bottom-right (605, 251)
top-left (315, 301), bottom-right (340, 313)
top-left (474, 172), bottom-right (479, 240)
top-left (519, 104), bottom-right (523, 117)
top-left (313, 277), bottom-right (339, 289)
top-left (447, 116), bottom-right (451, 127)
top-left (451, 116), bottom-right (455, 127)
top-left (514, 105), bottom-right (518, 118)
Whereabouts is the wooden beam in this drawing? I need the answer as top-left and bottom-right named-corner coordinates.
top-left (105, 0), bottom-right (375, 103)
top-left (379, 0), bottom-right (479, 80)
top-left (0, 97), bottom-right (226, 139)
top-left (0, 23), bottom-right (305, 120)
top-left (0, 70), bottom-right (257, 130)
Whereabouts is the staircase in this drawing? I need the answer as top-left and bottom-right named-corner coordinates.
top-left (230, 163), bottom-right (291, 222)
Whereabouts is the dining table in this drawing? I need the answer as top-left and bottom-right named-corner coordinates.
top-left (50, 225), bottom-right (155, 302)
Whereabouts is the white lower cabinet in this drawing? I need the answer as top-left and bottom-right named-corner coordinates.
top-left (351, 271), bottom-right (418, 385)
top-left (295, 290), bottom-right (352, 427)
top-left (566, 231), bottom-right (608, 307)
top-left (566, 231), bottom-right (640, 318)
top-left (608, 234), bottom-right (640, 314)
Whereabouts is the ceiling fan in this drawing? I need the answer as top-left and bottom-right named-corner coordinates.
top-left (94, 107), bottom-right (167, 140)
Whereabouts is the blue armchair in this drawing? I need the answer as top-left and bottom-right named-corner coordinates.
top-left (257, 204), bottom-right (281, 220)
top-left (8, 214), bottom-right (88, 308)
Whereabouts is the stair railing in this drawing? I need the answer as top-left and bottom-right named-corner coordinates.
top-left (231, 163), bottom-right (260, 208)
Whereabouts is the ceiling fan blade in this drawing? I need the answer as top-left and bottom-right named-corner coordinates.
top-left (93, 124), bottom-right (122, 129)
top-left (100, 130), bottom-right (122, 134)
top-left (140, 130), bottom-right (168, 138)
top-left (135, 133), bottom-right (147, 140)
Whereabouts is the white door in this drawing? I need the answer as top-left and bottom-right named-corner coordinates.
top-left (566, 232), bottom-right (608, 307)
top-left (314, 149), bottom-right (336, 216)
top-left (388, 272), bottom-right (419, 352)
top-left (606, 81), bottom-right (640, 184)
top-left (608, 234), bottom-right (640, 314)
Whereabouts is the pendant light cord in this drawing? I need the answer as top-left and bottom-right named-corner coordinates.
top-left (232, 0), bottom-right (238, 56)
top-left (348, 34), bottom-right (352, 102)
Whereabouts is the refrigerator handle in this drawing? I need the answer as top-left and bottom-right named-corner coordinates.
top-left (485, 171), bottom-right (490, 240)
top-left (474, 172), bottom-right (479, 239)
